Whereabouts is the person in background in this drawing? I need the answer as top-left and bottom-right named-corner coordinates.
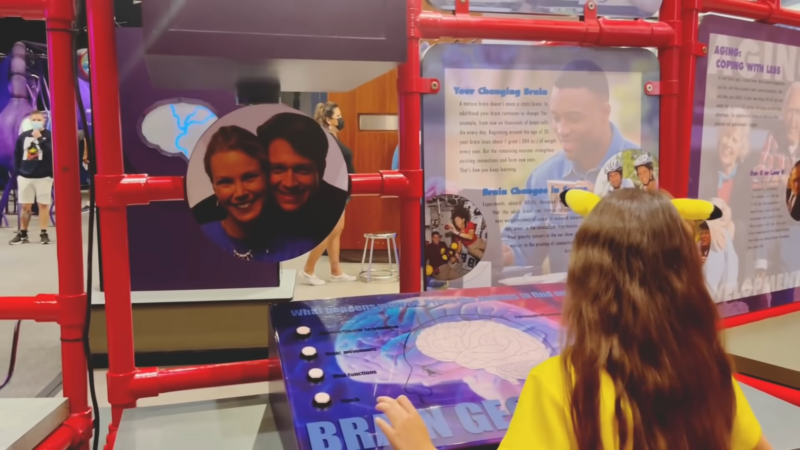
top-left (424, 231), bottom-right (459, 281)
top-left (297, 102), bottom-right (356, 286)
top-left (375, 189), bottom-right (771, 450)
top-left (10, 111), bottom-right (53, 245)
top-left (445, 206), bottom-right (485, 259)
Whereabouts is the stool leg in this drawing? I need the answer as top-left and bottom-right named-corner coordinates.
top-left (386, 238), bottom-right (393, 275)
top-left (391, 237), bottom-right (400, 278)
top-left (368, 238), bottom-right (376, 283)
top-left (360, 237), bottom-right (369, 275)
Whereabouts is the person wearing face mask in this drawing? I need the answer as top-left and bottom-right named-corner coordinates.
top-left (286, 102), bottom-right (356, 286)
top-left (10, 111), bottom-right (53, 245)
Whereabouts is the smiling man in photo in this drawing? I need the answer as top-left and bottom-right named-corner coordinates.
top-left (500, 60), bottom-right (639, 272)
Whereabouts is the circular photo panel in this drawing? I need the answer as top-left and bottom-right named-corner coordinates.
top-left (186, 104), bottom-right (350, 263)
top-left (787, 160), bottom-right (800, 221)
top-left (425, 194), bottom-right (488, 287)
top-left (594, 149), bottom-right (659, 197)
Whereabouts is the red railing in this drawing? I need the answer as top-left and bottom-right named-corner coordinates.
top-left (1, 0), bottom-right (800, 447)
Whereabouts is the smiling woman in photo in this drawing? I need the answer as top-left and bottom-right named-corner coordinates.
top-left (199, 125), bottom-right (273, 261)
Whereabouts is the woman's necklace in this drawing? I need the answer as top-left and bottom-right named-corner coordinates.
top-left (233, 249), bottom-right (253, 261)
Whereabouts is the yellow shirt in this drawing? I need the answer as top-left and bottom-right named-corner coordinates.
top-left (499, 356), bottom-right (762, 450)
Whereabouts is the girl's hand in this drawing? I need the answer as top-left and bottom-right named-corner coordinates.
top-left (375, 396), bottom-right (436, 450)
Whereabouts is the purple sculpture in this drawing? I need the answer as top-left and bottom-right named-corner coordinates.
top-left (0, 43), bottom-right (37, 227)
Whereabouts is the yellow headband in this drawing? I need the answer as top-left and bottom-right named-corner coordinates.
top-left (559, 189), bottom-right (722, 221)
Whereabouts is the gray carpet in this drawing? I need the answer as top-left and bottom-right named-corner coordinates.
top-left (0, 200), bottom-right (97, 398)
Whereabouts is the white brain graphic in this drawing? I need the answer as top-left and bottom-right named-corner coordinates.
top-left (415, 320), bottom-right (549, 385)
top-left (140, 101), bottom-right (217, 159)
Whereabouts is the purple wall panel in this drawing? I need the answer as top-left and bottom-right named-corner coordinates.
top-left (116, 28), bottom-right (280, 291)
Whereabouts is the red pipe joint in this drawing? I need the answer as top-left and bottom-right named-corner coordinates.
top-left (0, 0), bottom-right (46, 19)
top-left (0, 0), bottom-right (73, 22)
top-left (0, 294), bottom-right (59, 322)
top-left (57, 294), bottom-right (87, 328)
top-left (34, 410), bottom-right (93, 450)
top-left (110, 359), bottom-right (283, 405)
top-left (350, 171), bottom-right (420, 198)
top-left (94, 174), bottom-right (185, 208)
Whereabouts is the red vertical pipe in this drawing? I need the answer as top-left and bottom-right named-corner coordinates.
top-left (657, 0), bottom-right (681, 196)
top-left (85, 0), bottom-right (138, 438)
top-left (398, 0), bottom-right (423, 293)
top-left (45, 2), bottom-right (90, 446)
top-left (677, 0), bottom-right (700, 198)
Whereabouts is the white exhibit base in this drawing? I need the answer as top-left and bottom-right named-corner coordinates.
top-left (90, 270), bottom-right (296, 305)
top-left (0, 398), bottom-right (69, 450)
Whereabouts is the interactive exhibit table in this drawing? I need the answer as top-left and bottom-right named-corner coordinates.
top-left (110, 285), bottom-right (800, 450)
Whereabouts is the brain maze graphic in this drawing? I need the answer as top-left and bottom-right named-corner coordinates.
top-left (270, 284), bottom-right (565, 450)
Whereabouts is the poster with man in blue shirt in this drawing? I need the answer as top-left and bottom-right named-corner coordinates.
top-left (500, 60), bottom-right (639, 273)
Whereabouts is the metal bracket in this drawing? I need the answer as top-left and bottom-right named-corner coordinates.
top-left (583, 1), bottom-right (598, 22)
top-left (644, 81), bottom-right (679, 96)
top-left (693, 42), bottom-right (709, 57)
top-left (398, 77), bottom-right (441, 95)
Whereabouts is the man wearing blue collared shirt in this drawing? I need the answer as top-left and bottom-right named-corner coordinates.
top-left (501, 60), bottom-right (639, 271)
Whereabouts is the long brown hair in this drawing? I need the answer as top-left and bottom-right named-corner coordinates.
top-left (563, 188), bottom-right (734, 450)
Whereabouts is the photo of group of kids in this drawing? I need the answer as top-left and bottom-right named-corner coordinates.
top-left (424, 195), bottom-right (488, 286)
top-left (595, 149), bottom-right (658, 197)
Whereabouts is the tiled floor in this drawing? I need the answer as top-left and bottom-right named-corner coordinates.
top-left (0, 201), bottom-right (399, 402)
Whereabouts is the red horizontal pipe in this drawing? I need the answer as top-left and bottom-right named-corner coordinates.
top-left (0, 0), bottom-right (46, 19)
top-left (0, 295), bottom-right (59, 322)
top-left (351, 173), bottom-right (384, 196)
top-left (703, 0), bottom-right (800, 26)
top-left (127, 359), bottom-right (282, 399)
top-left (735, 373), bottom-right (800, 407)
top-left (95, 175), bottom-right (185, 207)
top-left (350, 172), bottom-right (411, 197)
top-left (34, 413), bottom-right (93, 450)
top-left (721, 300), bottom-right (800, 329)
top-left (418, 11), bottom-right (675, 47)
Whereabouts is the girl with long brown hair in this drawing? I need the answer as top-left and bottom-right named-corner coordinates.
top-left (374, 188), bottom-right (771, 450)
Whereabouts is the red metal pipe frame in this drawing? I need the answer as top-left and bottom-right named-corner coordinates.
top-left (1, 0), bottom-right (792, 447)
top-left (704, 0), bottom-right (800, 27)
top-left (398, 0), bottom-right (425, 293)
